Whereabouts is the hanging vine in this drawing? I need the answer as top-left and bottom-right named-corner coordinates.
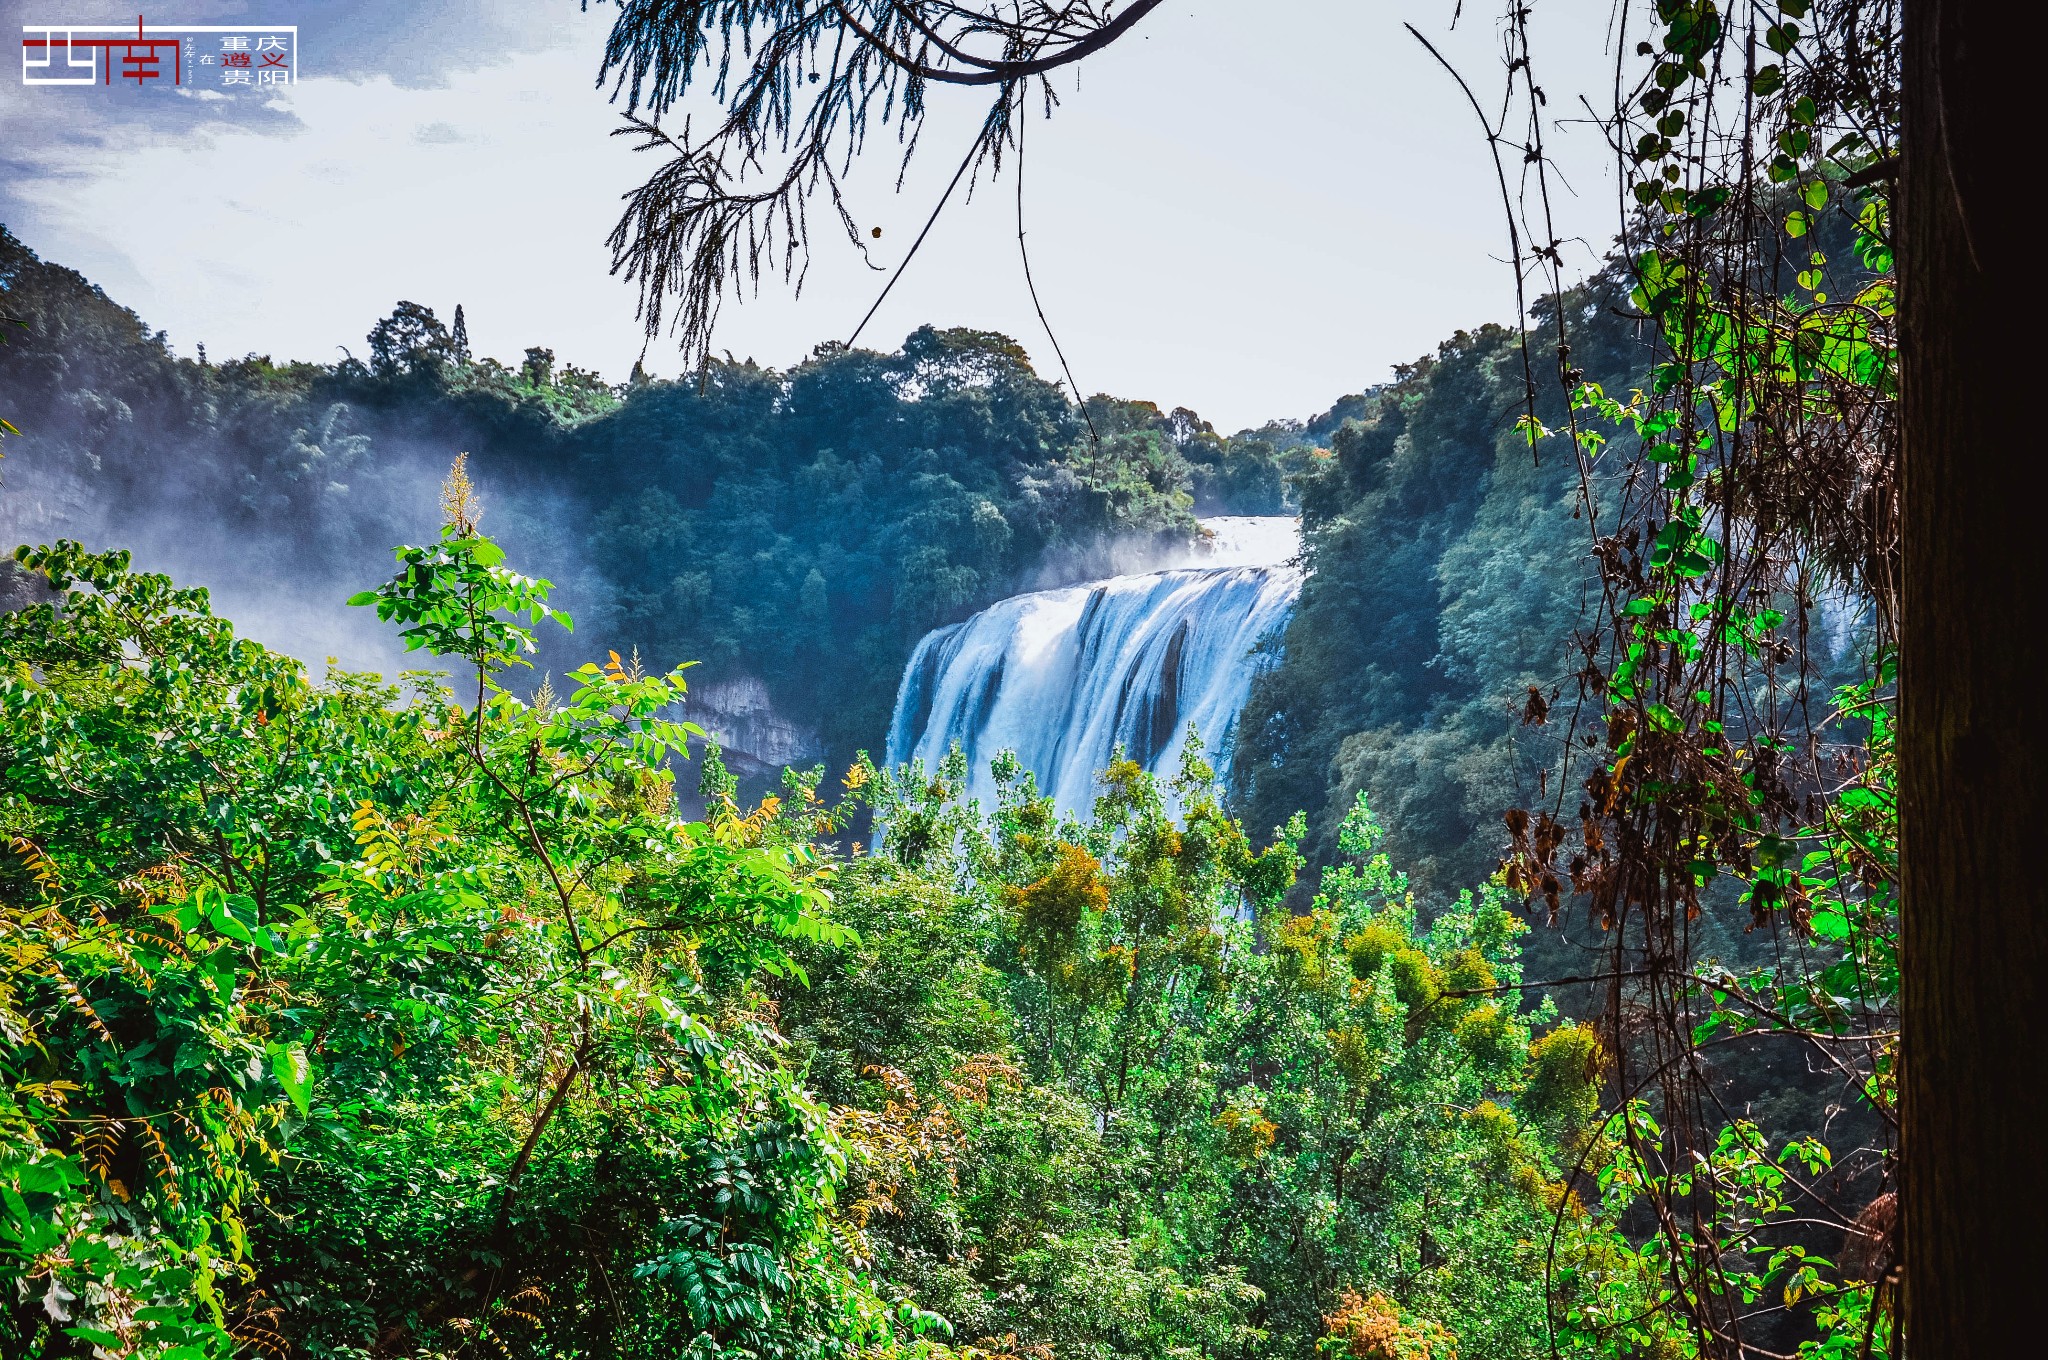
top-left (1495, 1), bottom-right (1900, 1353)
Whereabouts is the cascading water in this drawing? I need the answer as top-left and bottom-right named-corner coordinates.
top-left (885, 517), bottom-right (1302, 814)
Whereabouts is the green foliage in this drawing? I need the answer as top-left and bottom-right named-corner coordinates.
top-left (1497, 3), bottom-right (1900, 1354)
top-left (1080, 398), bottom-right (1312, 516)
top-left (1519, 1024), bottom-right (1604, 1137)
top-left (0, 510), bottom-right (925, 1359)
top-left (762, 758), bottom-right (1648, 1359)
top-left (1232, 315), bottom-right (1635, 895)
top-left (579, 326), bottom-right (1218, 764)
top-left (1558, 1107), bottom-right (1873, 1359)
top-left (0, 232), bottom-right (1293, 782)
top-left (5, 505), bottom-right (1627, 1360)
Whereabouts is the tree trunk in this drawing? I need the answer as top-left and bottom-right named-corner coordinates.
top-left (1899, 0), bottom-right (2042, 1353)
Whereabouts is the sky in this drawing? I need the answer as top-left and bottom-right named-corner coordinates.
top-left (1, 1), bottom-right (1633, 432)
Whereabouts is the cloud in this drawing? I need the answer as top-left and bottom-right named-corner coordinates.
top-left (0, 0), bottom-right (630, 368)
top-left (0, 0), bottom-right (606, 251)
top-left (5, 31), bottom-right (652, 375)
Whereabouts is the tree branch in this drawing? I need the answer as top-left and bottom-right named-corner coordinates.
top-left (836, 0), bottom-right (1169, 85)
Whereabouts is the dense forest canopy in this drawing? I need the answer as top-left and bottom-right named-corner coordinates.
top-left (0, 223), bottom-right (1310, 777)
top-left (0, 218), bottom-right (1889, 1360)
top-left (0, 510), bottom-right (1631, 1359)
top-left (5, 0), bottom-right (2000, 1350)
top-left (0, 220), bottom-right (1657, 888)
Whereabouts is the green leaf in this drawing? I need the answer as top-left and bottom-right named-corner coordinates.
top-left (14, 1157), bottom-right (84, 1194)
top-left (65, 1329), bottom-right (125, 1349)
top-left (269, 1041), bottom-right (315, 1116)
top-left (157, 899), bottom-right (203, 934)
top-left (207, 898), bottom-right (256, 946)
top-left (1810, 910), bottom-right (1852, 941)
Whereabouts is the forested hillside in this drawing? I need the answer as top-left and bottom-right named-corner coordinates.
top-left (1, 221), bottom-right (1668, 1358)
top-left (0, 225), bottom-right (1297, 779)
top-left (0, 0), bottom-right (1955, 1349)
top-left (1235, 226), bottom-right (1879, 888)
top-left (0, 221), bottom-right (1616, 887)
top-left (2, 125), bottom-right (1896, 1360)
top-left (0, 510), bottom-right (1633, 1359)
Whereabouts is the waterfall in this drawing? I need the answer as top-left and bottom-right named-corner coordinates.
top-left (885, 517), bottom-right (1302, 815)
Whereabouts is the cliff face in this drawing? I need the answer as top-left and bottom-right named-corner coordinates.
top-left (686, 673), bottom-right (824, 772)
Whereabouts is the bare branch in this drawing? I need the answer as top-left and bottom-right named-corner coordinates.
top-left (594, 2), bottom-right (1168, 367)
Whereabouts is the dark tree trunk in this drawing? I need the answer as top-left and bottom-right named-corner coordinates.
top-left (1899, 0), bottom-right (2042, 1352)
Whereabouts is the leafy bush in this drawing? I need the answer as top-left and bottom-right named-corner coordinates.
top-left (0, 491), bottom-right (938, 1359)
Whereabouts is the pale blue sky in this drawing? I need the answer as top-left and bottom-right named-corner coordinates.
top-left (1, 0), bottom-right (1632, 431)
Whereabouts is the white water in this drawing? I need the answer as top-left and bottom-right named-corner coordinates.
top-left (885, 517), bottom-right (1302, 815)
top-left (1169, 515), bottom-right (1304, 569)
